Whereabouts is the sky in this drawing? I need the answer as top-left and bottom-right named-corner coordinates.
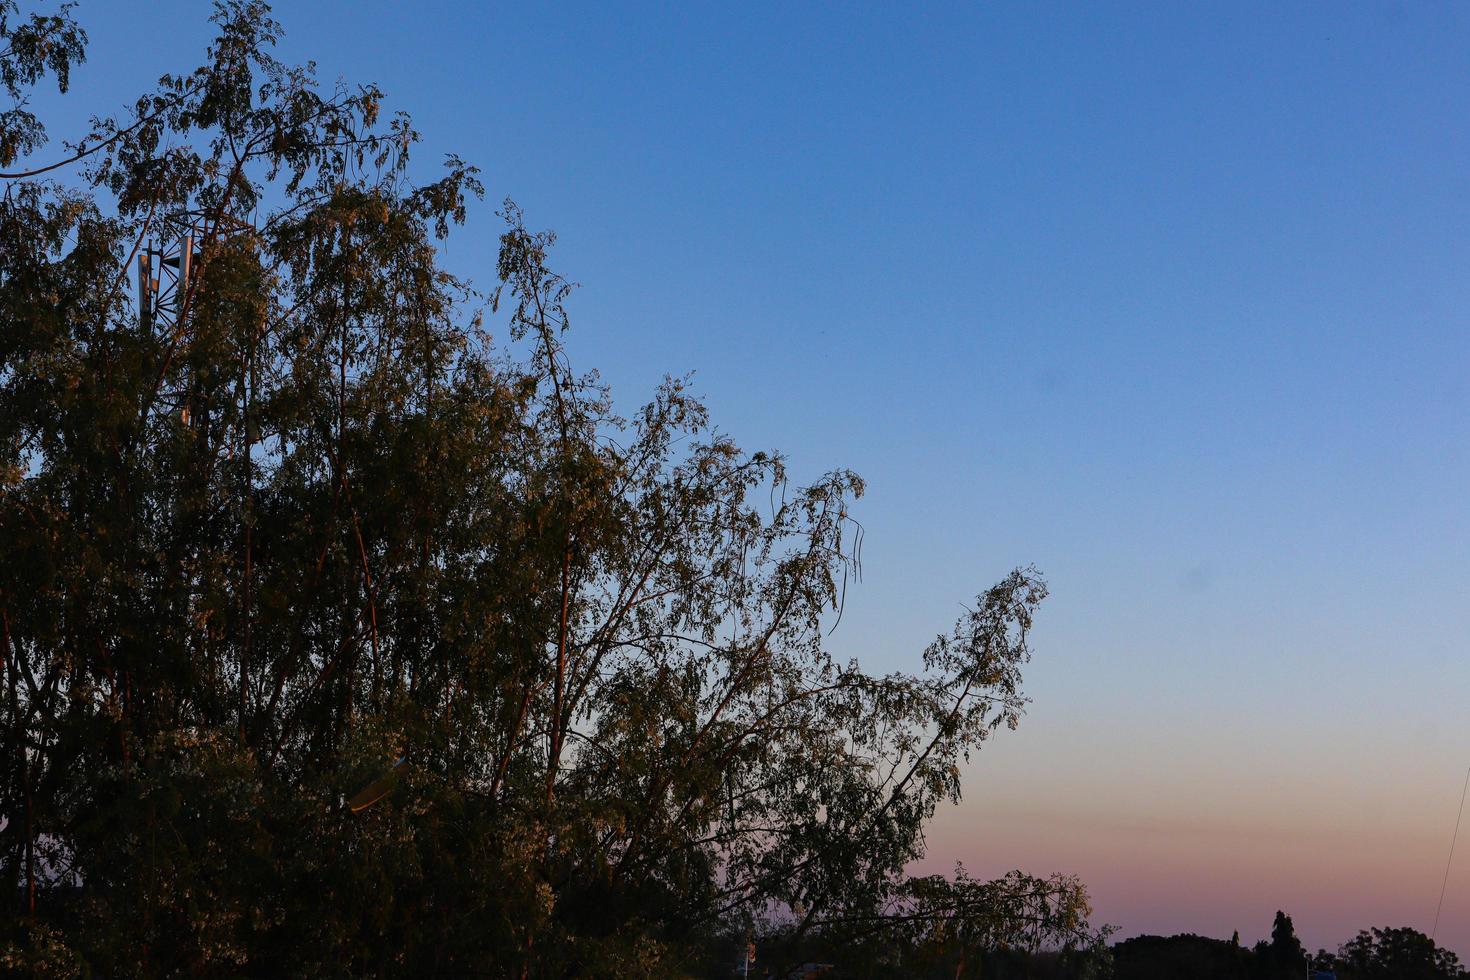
top-left (30, 0), bottom-right (1470, 958)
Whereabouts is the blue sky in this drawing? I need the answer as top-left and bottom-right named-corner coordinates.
top-left (35, 0), bottom-right (1470, 953)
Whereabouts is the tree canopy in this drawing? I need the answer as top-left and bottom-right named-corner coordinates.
top-left (1113, 920), bottom-right (1468, 980)
top-left (1325, 927), bottom-right (1467, 980)
top-left (0, 3), bottom-right (1103, 976)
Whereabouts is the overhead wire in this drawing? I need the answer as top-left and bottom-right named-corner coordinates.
top-left (1432, 763), bottom-right (1470, 942)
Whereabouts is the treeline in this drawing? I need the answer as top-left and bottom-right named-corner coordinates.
top-left (1112, 915), bottom-right (1466, 980)
top-left (977, 913), bottom-right (1468, 980)
top-left (808, 913), bottom-right (1467, 980)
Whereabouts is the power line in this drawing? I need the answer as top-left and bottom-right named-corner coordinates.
top-left (1432, 763), bottom-right (1470, 941)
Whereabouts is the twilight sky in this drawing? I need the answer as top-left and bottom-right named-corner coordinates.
top-left (40, 0), bottom-right (1470, 957)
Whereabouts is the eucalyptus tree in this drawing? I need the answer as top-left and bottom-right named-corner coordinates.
top-left (1336, 927), bottom-right (1467, 980)
top-left (0, 3), bottom-right (1101, 976)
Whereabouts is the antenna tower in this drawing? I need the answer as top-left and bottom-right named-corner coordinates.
top-left (137, 212), bottom-right (252, 329)
top-left (137, 220), bottom-right (196, 330)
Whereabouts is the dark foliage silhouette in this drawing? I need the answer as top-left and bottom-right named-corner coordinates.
top-left (0, 3), bottom-right (1104, 975)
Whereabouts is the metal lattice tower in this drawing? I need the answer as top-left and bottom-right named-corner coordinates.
top-left (137, 224), bottom-right (196, 330)
top-left (136, 213), bottom-right (255, 329)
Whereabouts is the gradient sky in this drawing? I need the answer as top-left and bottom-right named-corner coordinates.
top-left (34, 0), bottom-right (1470, 958)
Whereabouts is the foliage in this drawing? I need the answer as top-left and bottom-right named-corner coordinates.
top-left (0, 0), bottom-right (85, 168)
top-left (1251, 910), bottom-right (1307, 979)
top-left (1114, 919), bottom-right (1468, 980)
top-left (1325, 927), bottom-right (1467, 980)
top-left (0, 2), bottom-right (1102, 976)
top-left (754, 867), bottom-right (1110, 978)
top-left (1113, 932), bottom-right (1254, 980)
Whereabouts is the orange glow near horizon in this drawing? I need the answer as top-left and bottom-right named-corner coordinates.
top-left (918, 760), bottom-right (1469, 958)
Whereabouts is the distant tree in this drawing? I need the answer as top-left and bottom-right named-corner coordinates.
top-left (0, 2), bottom-right (1101, 976)
top-left (1272, 912), bottom-right (1305, 956)
top-left (1113, 933), bottom-right (1252, 980)
top-left (1336, 927), bottom-right (1466, 980)
top-left (1250, 911), bottom-right (1307, 979)
top-left (1110, 921), bottom-right (1467, 980)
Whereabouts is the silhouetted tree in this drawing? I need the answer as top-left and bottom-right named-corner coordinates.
top-left (1336, 927), bottom-right (1466, 980)
top-left (822, 868), bottom-right (1109, 978)
top-left (0, 2), bottom-right (1101, 976)
top-left (1114, 933), bottom-right (1253, 980)
top-left (1112, 920), bottom-right (1468, 980)
top-left (1266, 910), bottom-right (1308, 975)
top-left (1250, 911), bottom-right (1308, 979)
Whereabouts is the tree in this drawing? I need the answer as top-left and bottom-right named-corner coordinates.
top-left (0, 2), bottom-right (1101, 975)
top-left (1113, 933), bottom-right (1253, 980)
top-left (829, 868), bottom-right (1108, 978)
top-left (1267, 911), bottom-right (1307, 975)
top-left (1336, 927), bottom-right (1467, 980)
top-left (1249, 911), bottom-right (1306, 979)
